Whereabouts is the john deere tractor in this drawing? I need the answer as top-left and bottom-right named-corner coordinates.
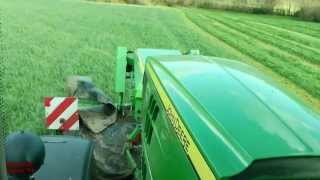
top-left (3, 47), bottom-right (320, 180)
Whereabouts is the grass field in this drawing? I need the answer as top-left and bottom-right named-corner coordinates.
top-left (1, 0), bottom-right (320, 134)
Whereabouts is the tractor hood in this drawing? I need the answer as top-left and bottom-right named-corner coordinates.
top-left (146, 55), bottom-right (320, 178)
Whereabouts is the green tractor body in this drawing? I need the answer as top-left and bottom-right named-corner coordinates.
top-left (117, 47), bottom-right (320, 179)
top-left (4, 47), bottom-right (320, 180)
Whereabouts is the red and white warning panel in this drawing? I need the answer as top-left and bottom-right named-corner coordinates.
top-left (44, 97), bottom-right (79, 131)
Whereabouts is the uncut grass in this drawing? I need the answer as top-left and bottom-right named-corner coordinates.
top-left (1, 0), bottom-right (240, 134)
top-left (3, 0), bottom-right (320, 134)
top-left (185, 12), bottom-right (320, 99)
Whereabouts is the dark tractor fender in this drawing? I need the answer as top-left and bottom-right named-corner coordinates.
top-left (34, 136), bottom-right (94, 180)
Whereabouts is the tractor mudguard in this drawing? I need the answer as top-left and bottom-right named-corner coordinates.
top-left (34, 136), bottom-right (94, 180)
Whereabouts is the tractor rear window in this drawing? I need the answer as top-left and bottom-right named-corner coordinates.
top-left (231, 157), bottom-right (320, 180)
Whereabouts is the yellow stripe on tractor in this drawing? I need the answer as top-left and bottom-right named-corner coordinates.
top-left (147, 64), bottom-right (216, 180)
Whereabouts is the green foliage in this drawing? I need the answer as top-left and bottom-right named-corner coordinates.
top-left (94, 0), bottom-right (320, 21)
top-left (295, 6), bottom-right (320, 22)
top-left (1, 0), bottom-right (319, 133)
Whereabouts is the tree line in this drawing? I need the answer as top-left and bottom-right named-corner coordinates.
top-left (96, 0), bottom-right (320, 21)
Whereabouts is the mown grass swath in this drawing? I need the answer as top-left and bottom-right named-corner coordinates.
top-left (208, 14), bottom-right (320, 65)
top-left (197, 10), bottom-right (320, 49)
top-left (210, 11), bottom-right (320, 38)
top-left (185, 9), bottom-right (320, 99)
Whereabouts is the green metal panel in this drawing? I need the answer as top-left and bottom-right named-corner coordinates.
top-left (133, 49), bottom-right (182, 120)
top-left (134, 49), bottom-right (182, 98)
top-left (135, 49), bottom-right (181, 73)
top-left (114, 47), bottom-right (181, 118)
top-left (115, 47), bottom-right (127, 108)
top-left (146, 55), bottom-right (320, 178)
top-left (115, 47), bottom-right (127, 93)
top-left (141, 79), bottom-right (198, 180)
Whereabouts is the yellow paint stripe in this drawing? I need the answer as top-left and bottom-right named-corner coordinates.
top-left (147, 64), bottom-right (216, 180)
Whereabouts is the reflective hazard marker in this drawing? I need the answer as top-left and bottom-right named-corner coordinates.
top-left (44, 97), bottom-right (79, 131)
